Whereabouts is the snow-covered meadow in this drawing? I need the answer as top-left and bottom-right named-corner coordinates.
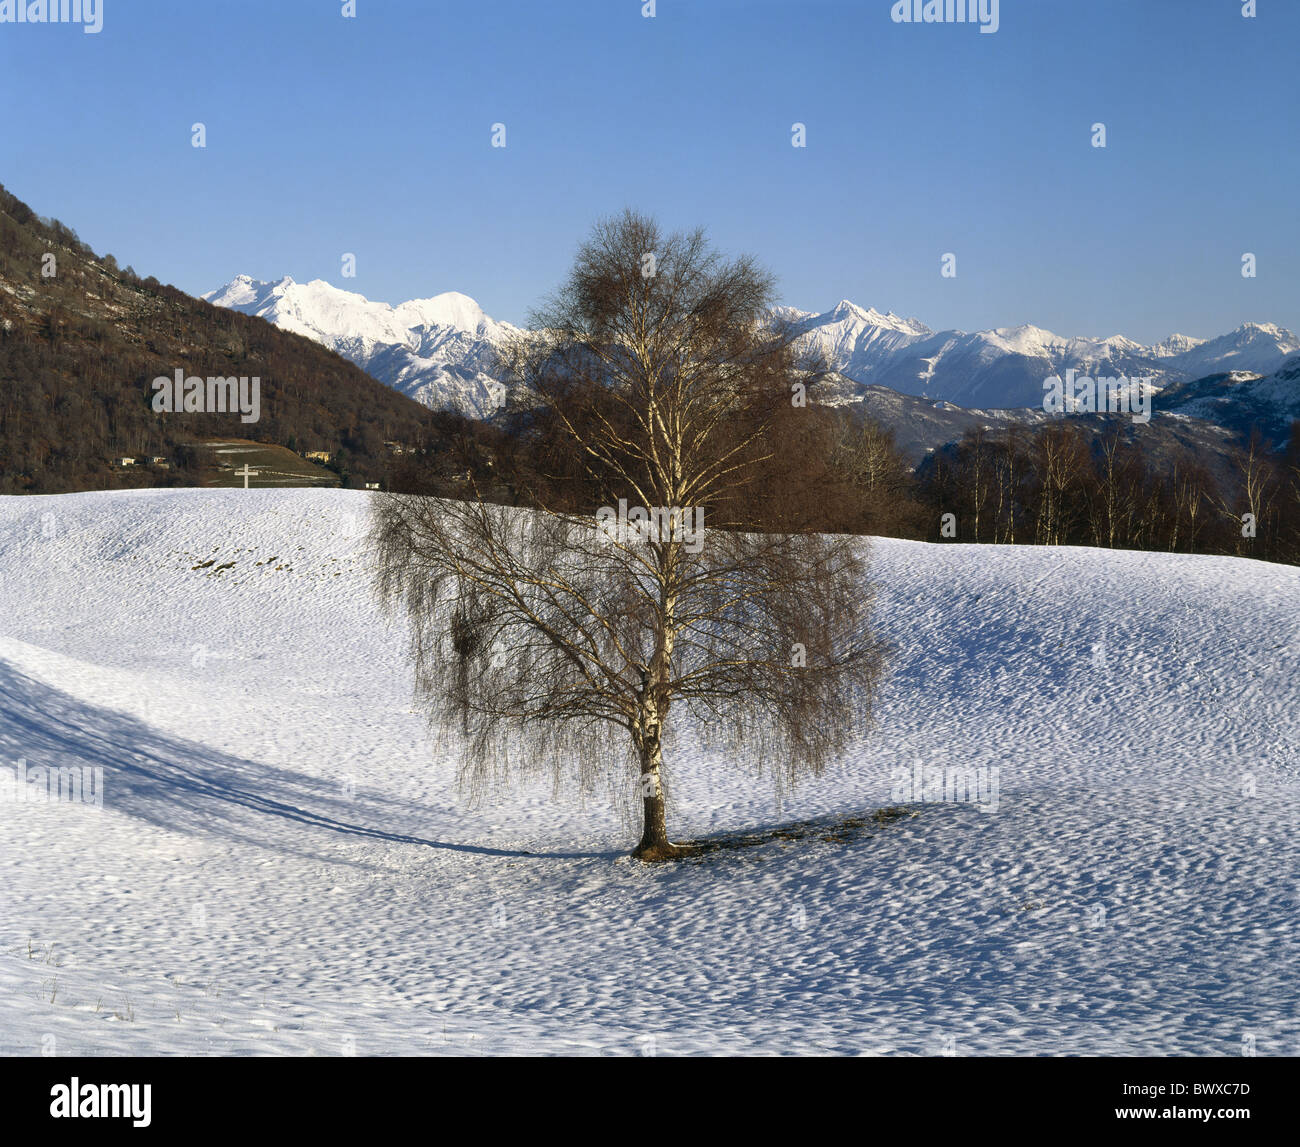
top-left (1, 488), bottom-right (1297, 1055)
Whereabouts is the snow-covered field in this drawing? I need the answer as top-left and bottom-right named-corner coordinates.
top-left (1, 488), bottom-right (1297, 1056)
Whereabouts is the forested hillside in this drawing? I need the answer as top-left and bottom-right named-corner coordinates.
top-left (0, 184), bottom-right (449, 493)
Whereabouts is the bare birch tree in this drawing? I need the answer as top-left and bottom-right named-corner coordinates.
top-left (372, 211), bottom-right (889, 860)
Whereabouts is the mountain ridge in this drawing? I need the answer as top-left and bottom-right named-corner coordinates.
top-left (206, 273), bottom-right (1300, 419)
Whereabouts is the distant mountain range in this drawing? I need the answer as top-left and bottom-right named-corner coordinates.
top-left (206, 276), bottom-right (1300, 436)
top-left (779, 300), bottom-right (1300, 409)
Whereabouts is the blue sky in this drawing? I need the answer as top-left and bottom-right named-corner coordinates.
top-left (1, 0), bottom-right (1296, 342)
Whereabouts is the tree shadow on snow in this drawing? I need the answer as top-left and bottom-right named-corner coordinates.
top-left (0, 658), bottom-right (603, 863)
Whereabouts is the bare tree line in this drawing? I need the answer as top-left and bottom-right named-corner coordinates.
top-left (920, 420), bottom-right (1300, 563)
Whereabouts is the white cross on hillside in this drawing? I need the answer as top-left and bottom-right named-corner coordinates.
top-left (236, 464), bottom-right (258, 489)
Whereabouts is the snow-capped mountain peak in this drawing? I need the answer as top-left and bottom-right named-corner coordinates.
top-left (828, 299), bottom-right (870, 322)
top-left (203, 276), bottom-right (518, 417)
top-left (1151, 333), bottom-right (1206, 358)
top-left (395, 291), bottom-right (498, 337)
top-left (822, 299), bottom-right (932, 336)
top-left (1158, 321), bottom-right (1300, 379)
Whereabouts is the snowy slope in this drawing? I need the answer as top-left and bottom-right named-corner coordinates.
top-left (2, 489), bottom-right (1297, 1055)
